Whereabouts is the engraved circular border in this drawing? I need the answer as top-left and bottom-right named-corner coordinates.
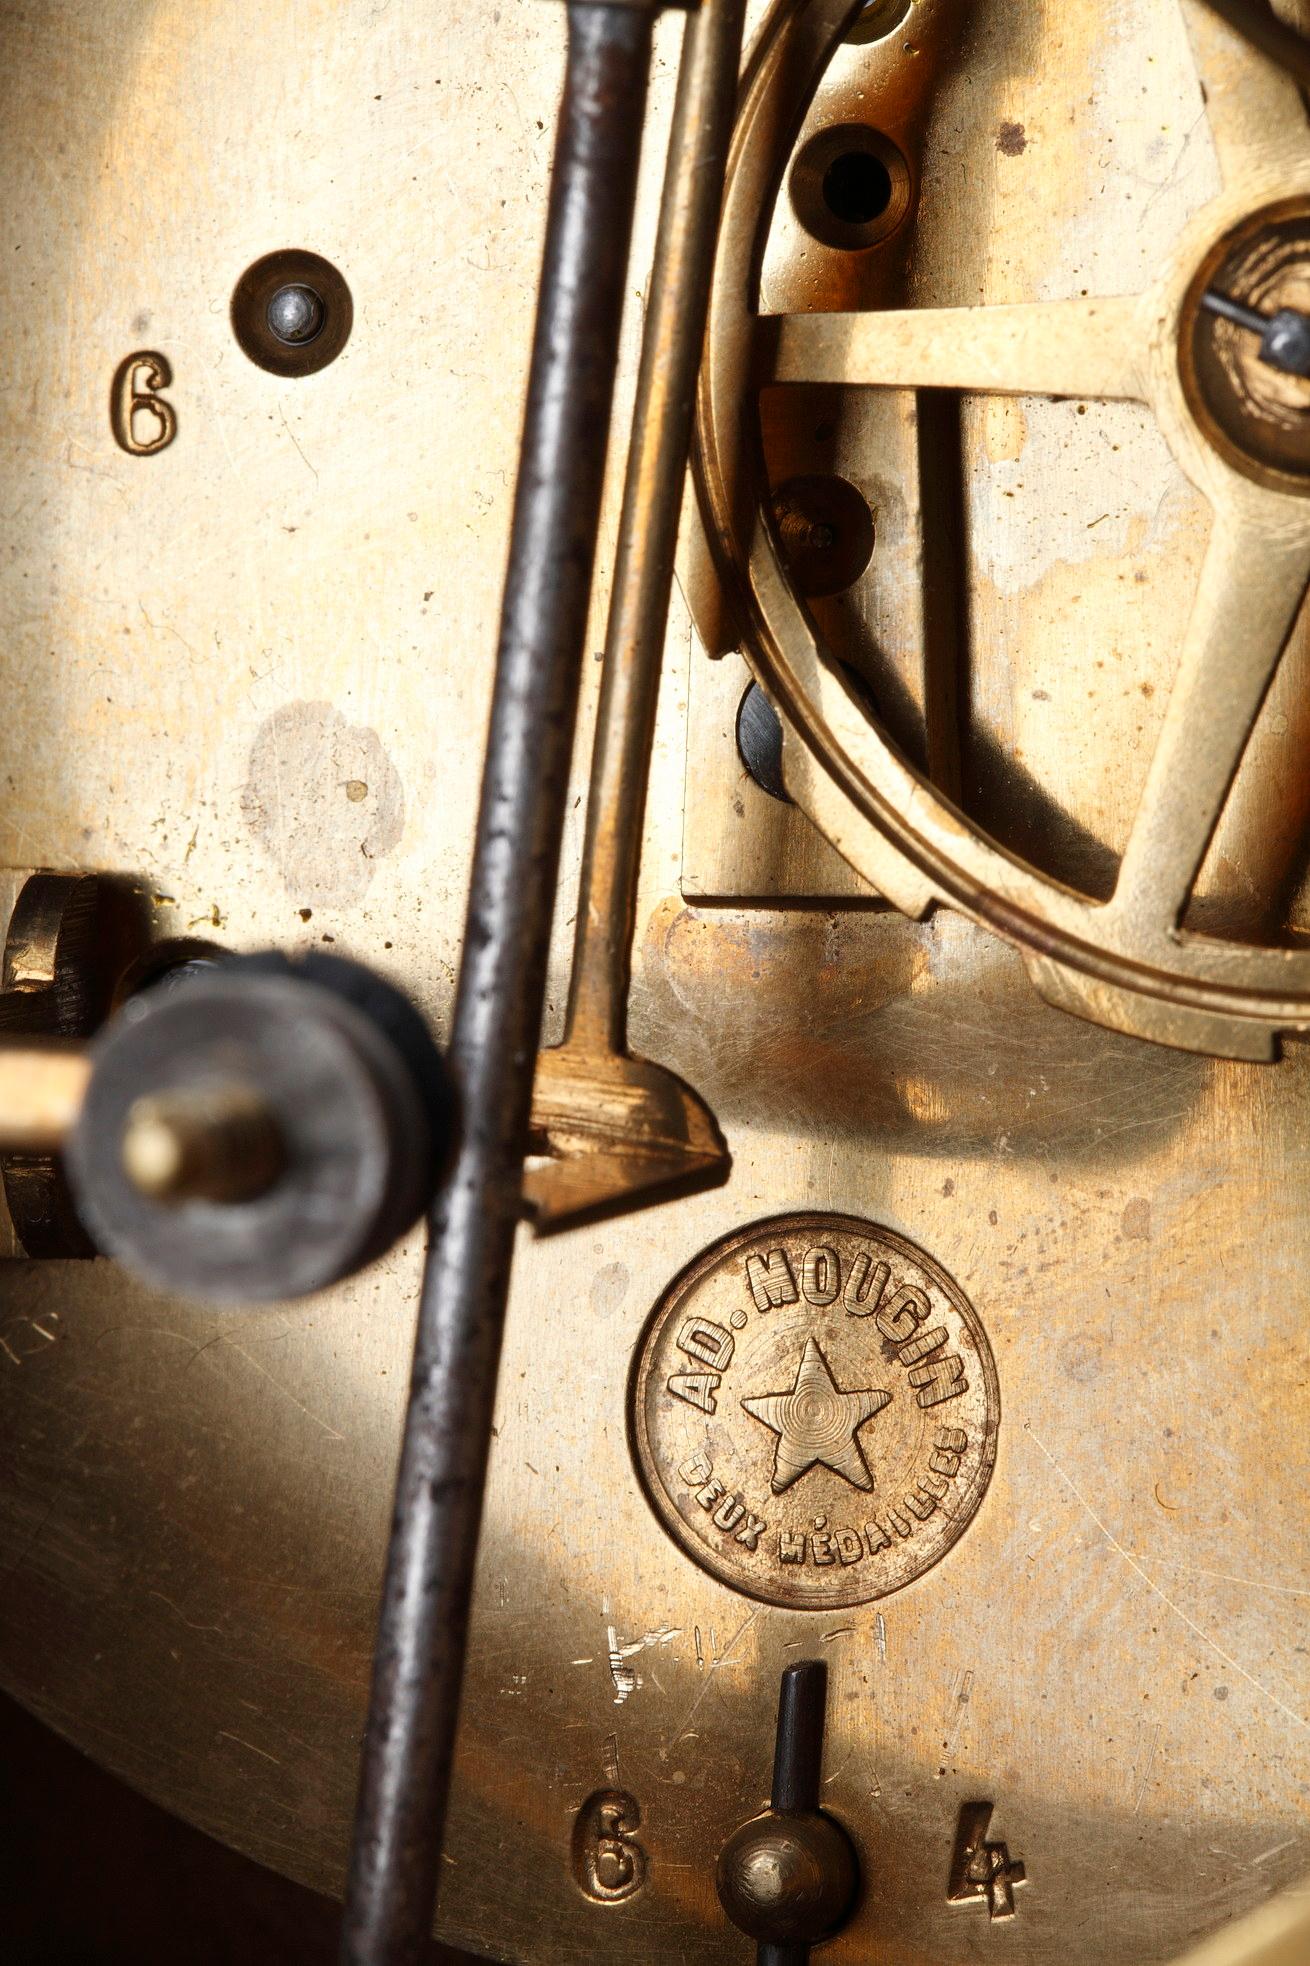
top-left (630, 1213), bottom-right (1001, 1610)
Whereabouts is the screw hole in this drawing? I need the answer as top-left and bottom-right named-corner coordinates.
top-left (266, 283), bottom-right (325, 347)
top-left (822, 151), bottom-right (893, 228)
top-left (231, 251), bottom-right (352, 377)
top-left (791, 126), bottom-right (913, 251)
top-left (771, 474), bottom-right (876, 598)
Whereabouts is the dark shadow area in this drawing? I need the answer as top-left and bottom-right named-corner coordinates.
top-left (0, 1694), bottom-right (478, 1966)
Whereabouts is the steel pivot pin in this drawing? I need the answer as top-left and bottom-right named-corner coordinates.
top-left (1200, 287), bottom-right (1310, 379)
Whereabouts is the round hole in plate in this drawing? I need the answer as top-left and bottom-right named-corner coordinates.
top-left (231, 250), bottom-right (353, 377)
top-left (823, 149), bottom-right (894, 228)
top-left (790, 125), bottom-right (913, 251)
top-left (846, 0), bottom-right (914, 44)
top-left (1179, 198), bottom-right (1310, 493)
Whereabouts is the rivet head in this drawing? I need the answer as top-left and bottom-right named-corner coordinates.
top-left (266, 283), bottom-right (325, 346)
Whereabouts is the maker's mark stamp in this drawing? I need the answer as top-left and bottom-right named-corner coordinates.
top-left (631, 1213), bottom-right (1000, 1609)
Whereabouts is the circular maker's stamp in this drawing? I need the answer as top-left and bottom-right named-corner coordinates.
top-left (631, 1214), bottom-right (999, 1610)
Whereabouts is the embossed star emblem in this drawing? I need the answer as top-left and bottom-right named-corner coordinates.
top-left (741, 1337), bottom-right (891, 1494)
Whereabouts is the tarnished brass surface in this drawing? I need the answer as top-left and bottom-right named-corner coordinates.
top-left (0, 4), bottom-right (1306, 1965)
top-left (1177, 1873), bottom-right (1310, 1964)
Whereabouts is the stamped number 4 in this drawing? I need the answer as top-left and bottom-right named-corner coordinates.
top-left (948, 1801), bottom-right (1027, 1921)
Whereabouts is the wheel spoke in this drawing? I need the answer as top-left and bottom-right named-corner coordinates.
top-left (1113, 493), bottom-right (1310, 933)
top-left (767, 297), bottom-right (1148, 401)
top-left (1182, 1), bottom-right (1310, 183)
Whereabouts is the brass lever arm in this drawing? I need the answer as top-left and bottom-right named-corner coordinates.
top-left (526, 0), bottom-right (745, 1228)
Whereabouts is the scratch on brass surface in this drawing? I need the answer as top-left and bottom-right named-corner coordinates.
top-left (0, 1499), bottom-right (57, 1589)
top-left (0, 1314), bottom-right (61, 1367)
top-left (663, 1607), bottom-right (760, 1753)
top-left (823, 1746), bottom-right (854, 1789)
top-left (1147, 1561), bottom-right (1310, 1601)
top-left (1132, 1720), bottom-right (1160, 1815)
top-left (217, 1730), bottom-right (283, 1766)
top-left (278, 401), bottom-right (320, 483)
top-left (218, 1338), bottom-right (346, 1442)
top-left (1252, 1839), bottom-right (1299, 1867)
top-left (1026, 1421), bottom-right (1309, 1732)
top-left (945, 1666), bottom-right (975, 1752)
top-left (147, 1590), bottom-right (224, 1636)
top-left (182, 1331), bottom-right (224, 1371)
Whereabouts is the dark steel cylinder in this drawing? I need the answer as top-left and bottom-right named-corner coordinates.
top-left (338, 8), bottom-right (655, 1962)
top-left (65, 953), bottom-right (451, 1305)
top-left (772, 1659), bottom-right (827, 1814)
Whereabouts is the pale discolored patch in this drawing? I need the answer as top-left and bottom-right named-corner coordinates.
top-left (1121, 1196), bottom-right (1152, 1241)
top-left (241, 702), bottom-right (404, 909)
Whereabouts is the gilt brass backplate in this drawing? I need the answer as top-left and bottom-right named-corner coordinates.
top-left (0, 3), bottom-right (1307, 1964)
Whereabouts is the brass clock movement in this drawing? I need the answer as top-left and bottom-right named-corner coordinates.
top-left (0, 1), bottom-right (1307, 1963)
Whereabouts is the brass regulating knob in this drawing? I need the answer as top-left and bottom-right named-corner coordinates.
top-left (716, 1661), bottom-right (859, 1965)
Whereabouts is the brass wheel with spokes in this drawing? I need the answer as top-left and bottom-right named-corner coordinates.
top-left (697, 0), bottom-right (1310, 1057)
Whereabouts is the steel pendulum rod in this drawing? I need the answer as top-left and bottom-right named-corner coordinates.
top-left (338, 6), bottom-right (661, 1961)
